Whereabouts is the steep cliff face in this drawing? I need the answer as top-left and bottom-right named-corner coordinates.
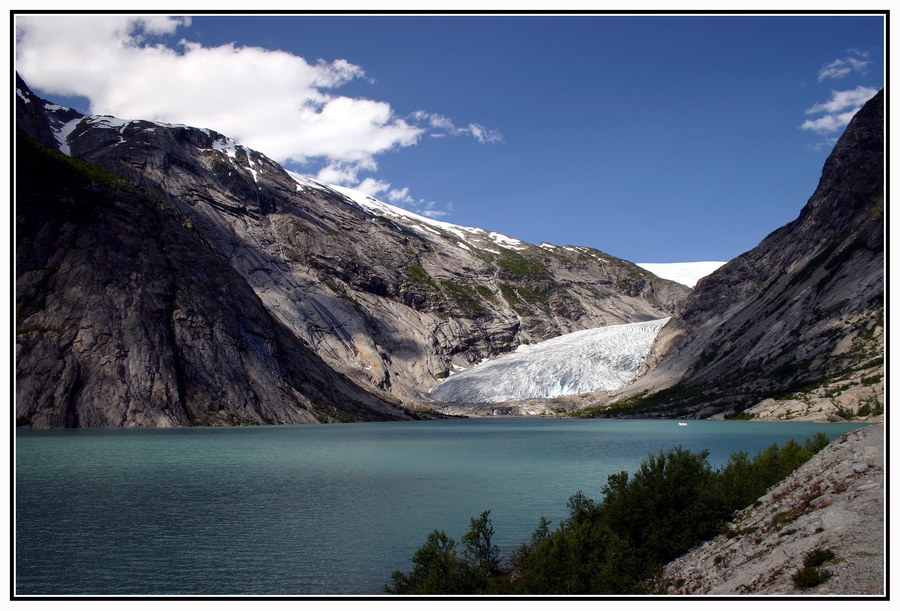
top-left (627, 90), bottom-right (884, 415)
top-left (15, 75), bottom-right (688, 425)
top-left (15, 130), bottom-right (416, 426)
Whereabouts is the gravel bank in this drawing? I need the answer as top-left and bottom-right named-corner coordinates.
top-left (660, 424), bottom-right (885, 596)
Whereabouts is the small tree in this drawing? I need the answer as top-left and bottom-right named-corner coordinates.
top-left (386, 511), bottom-right (504, 594)
top-left (384, 530), bottom-right (467, 594)
top-left (462, 510), bottom-right (500, 577)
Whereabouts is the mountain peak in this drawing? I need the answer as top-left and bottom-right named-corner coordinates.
top-left (623, 89), bottom-right (884, 418)
top-left (15, 74), bottom-right (690, 426)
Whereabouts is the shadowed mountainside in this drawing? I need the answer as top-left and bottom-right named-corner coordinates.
top-left (614, 90), bottom-right (884, 418)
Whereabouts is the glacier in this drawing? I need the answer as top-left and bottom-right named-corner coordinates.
top-left (429, 318), bottom-right (669, 404)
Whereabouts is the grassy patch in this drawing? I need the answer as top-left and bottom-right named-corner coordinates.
top-left (440, 280), bottom-right (487, 314)
top-left (496, 249), bottom-right (551, 282)
top-left (771, 507), bottom-right (804, 529)
top-left (498, 282), bottom-right (528, 315)
top-left (474, 285), bottom-right (499, 304)
top-left (16, 324), bottom-right (53, 335)
top-left (310, 398), bottom-right (358, 423)
top-left (408, 263), bottom-right (435, 286)
top-left (791, 548), bottom-right (835, 589)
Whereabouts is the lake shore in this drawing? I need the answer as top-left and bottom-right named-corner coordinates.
top-left (660, 423), bottom-right (884, 595)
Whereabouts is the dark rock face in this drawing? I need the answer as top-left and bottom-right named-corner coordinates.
top-left (633, 90), bottom-right (884, 414)
top-left (15, 75), bottom-right (688, 426)
top-left (15, 130), bottom-right (413, 427)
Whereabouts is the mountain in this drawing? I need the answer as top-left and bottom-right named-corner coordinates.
top-left (15, 128), bottom-right (416, 426)
top-left (614, 90), bottom-right (885, 418)
top-left (15, 74), bottom-right (689, 426)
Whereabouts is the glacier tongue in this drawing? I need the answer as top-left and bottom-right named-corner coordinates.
top-left (430, 318), bottom-right (669, 404)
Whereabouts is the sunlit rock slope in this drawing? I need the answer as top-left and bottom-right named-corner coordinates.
top-left (15, 74), bottom-right (690, 426)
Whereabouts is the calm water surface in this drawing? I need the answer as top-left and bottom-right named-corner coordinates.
top-left (15, 418), bottom-right (867, 595)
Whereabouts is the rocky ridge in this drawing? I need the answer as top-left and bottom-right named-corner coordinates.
top-left (660, 424), bottom-right (884, 595)
top-left (612, 90), bottom-right (885, 419)
top-left (15, 74), bottom-right (689, 426)
top-left (15, 128), bottom-right (417, 426)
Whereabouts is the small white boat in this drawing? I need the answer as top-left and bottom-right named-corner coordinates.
top-left (678, 421), bottom-right (688, 426)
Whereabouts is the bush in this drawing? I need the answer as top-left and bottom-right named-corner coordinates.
top-left (387, 434), bottom-right (833, 595)
top-left (792, 548), bottom-right (836, 591)
top-left (385, 530), bottom-right (468, 594)
top-left (803, 547), bottom-right (835, 566)
top-left (385, 510), bottom-right (508, 594)
top-left (792, 566), bottom-right (832, 589)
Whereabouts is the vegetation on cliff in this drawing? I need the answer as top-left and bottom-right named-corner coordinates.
top-left (386, 433), bottom-right (830, 594)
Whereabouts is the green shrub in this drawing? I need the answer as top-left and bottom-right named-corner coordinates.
top-left (474, 285), bottom-right (498, 303)
top-left (386, 510), bottom-right (508, 594)
top-left (792, 550), bottom-right (835, 590)
top-left (387, 434), bottom-right (833, 595)
top-left (724, 411), bottom-right (755, 420)
top-left (496, 250), bottom-right (550, 281)
top-left (803, 547), bottom-right (835, 567)
top-left (407, 264), bottom-right (433, 285)
top-left (439, 280), bottom-right (487, 314)
top-left (771, 507), bottom-right (804, 529)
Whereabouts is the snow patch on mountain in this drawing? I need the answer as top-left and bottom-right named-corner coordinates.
top-left (637, 261), bottom-right (726, 288)
top-left (292, 179), bottom-right (532, 253)
top-left (430, 318), bottom-right (669, 404)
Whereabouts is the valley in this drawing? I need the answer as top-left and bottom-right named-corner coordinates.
top-left (14, 76), bottom-right (884, 428)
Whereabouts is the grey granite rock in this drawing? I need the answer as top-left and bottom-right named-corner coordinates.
top-left (661, 424), bottom-right (884, 595)
top-left (15, 73), bottom-right (688, 425)
top-left (626, 90), bottom-right (884, 416)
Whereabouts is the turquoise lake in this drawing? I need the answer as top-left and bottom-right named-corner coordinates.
top-left (15, 418), bottom-right (868, 595)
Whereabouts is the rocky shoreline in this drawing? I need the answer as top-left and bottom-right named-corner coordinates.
top-left (659, 423), bottom-right (884, 596)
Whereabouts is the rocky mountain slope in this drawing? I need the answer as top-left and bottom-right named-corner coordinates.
top-left (15, 74), bottom-right (688, 426)
top-left (618, 90), bottom-right (885, 418)
top-left (660, 424), bottom-right (884, 595)
top-left (15, 129), bottom-right (425, 426)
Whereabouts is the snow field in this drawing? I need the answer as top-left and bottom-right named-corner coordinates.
top-left (430, 318), bottom-right (669, 404)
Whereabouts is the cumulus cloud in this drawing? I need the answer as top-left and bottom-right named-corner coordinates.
top-left (386, 186), bottom-right (414, 206)
top-left (15, 15), bottom-right (421, 167)
top-left (800, 110), bottom-right (860, 135)
top-left (800, 86), bottom-right (879, 134)
top-left (14, 13), bottom-right (500, 208)
top-left (818, 50), bottom-right (870, 81)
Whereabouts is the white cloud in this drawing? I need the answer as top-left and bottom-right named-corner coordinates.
top-left (15, 15), bottom-right (496, 177)
top-left (315, 159), bottom-right (378, 185)
top-left (387, 187), bottom-right (414, 205)
top-left (347, 178), bottom-right (453, 219)
top-left (818, 51), bottom-right (870, 81)
top-left (800, 110), bottom-right (860, 135)
top-left (467, 123), bottom-right (503, 144)
top-left (355, 177), bottom-right (392, 198)
top-left (804, 86), bottom-right (879, 115)
top-left (417, 202), bottom-right (454, 219)
top-left (800, 86), bottom-right (878, 135)
top-left (411, 111), bottom-right (503, 144)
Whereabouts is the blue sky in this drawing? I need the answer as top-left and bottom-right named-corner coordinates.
top-left (16, 13), bottom-right (885, 263)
